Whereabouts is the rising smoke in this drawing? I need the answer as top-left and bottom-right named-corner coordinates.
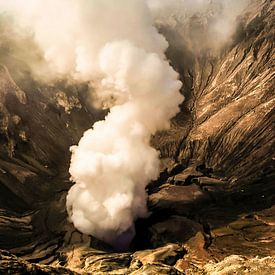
top-left (0, 0), bottom-right (248, 249)
top-left (148, 0), bottom-right (249, 53)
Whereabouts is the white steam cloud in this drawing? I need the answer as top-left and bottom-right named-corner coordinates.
top-left (148, 0), bottom-right (249, 53)
top-left (0, 0), bottom-right (183, 248)
top-left (0, 0), bottom-right (247, 249)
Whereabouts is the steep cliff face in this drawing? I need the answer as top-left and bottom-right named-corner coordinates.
top-left (156, 0), bottom-right (274, 186)
top-left (0, 0), bottom-right (274, 273)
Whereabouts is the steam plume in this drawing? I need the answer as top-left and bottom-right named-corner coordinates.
top-left (0, 0), bottom-right (183, 248)
top-left (148, 0), bottom-right (249, 53)
top-left (0, 0), bottom-right (247, 249)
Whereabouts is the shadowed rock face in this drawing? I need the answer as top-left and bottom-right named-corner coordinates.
top-left (0, 0), bottom-right (274, 273)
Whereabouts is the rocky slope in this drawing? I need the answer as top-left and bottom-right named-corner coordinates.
top-left (0, 0), bottom-right (274, 274)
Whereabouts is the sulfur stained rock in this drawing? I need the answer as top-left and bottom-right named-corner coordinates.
top-left (132, 243), bottom-right (185, 266)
